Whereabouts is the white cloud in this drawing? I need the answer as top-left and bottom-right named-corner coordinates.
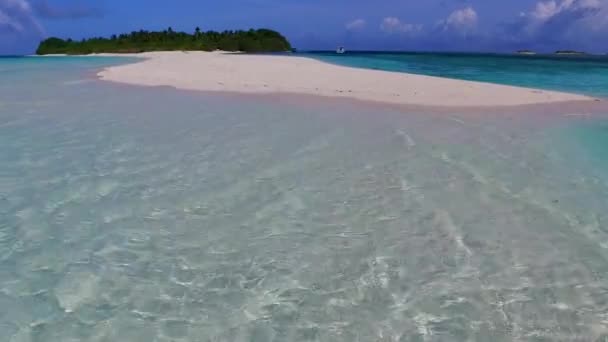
top-left (0, 0), bottom-right (43, 35)
top-left (493, 0), bottom-right (608, 52)
top-left (345, 18), bottom-right (366, 31)
top-left (380, 17), bottom-right (422, 34)
top-left (528, 0), bottom-right (601, 21)
top-left (513, 0), bottom-right (605, 39)
top-left (443, 6), bottom-right (478, 33)
top-left (531, 1), bottom-right (559, 20)
top-left (0, 9), bottom-right (22, 32)
top-left (5, 0), bottom-right (31, 12)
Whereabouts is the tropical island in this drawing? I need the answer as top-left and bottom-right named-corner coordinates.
top-left (516, 50), bottom-right (536, 55)
top-left (36, 27), bottom-right (292, 55)
top-left (554, 50), bottom-right (586, 55)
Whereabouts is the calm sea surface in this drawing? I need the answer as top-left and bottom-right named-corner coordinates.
top-left (305, 51), bottom-right (608, 97)
top-left (1, 55), bottom-right (608, 341)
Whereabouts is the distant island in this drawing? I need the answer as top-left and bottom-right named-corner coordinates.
top-left (516, 50), bottom-right (537, 55)
top-left (36, 28), bottom-right (292, 55)
top-left (554, 50), bottom-right (586, 55)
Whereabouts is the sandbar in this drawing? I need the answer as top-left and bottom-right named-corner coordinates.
top-left (95, 51), bottom-right (596, 107)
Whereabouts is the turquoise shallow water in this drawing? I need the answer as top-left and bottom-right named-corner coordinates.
top-left (1, 56), bottom-right (608, 341)
top-left (304, 52), bottom-right (608, 98)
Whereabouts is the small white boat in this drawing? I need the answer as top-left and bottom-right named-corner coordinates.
top-left (336, 46), bottom-right (346, 54)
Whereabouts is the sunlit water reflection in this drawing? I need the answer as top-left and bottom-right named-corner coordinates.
top-left (1, 57), bottom-right (608, 341)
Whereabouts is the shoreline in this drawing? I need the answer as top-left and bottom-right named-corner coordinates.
top-left (91, 51), bottom-right (598, 108)
top-left (101, 77), bottom-right (608, 119)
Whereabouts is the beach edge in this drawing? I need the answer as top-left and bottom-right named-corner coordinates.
top-left (90, 51), bottom-right (598, 108)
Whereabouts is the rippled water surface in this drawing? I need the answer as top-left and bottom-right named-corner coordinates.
top-left (1, 56), bottom-right (608, 341)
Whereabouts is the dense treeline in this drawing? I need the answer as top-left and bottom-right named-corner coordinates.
top-left (36, 27), bottom-right (292, 55)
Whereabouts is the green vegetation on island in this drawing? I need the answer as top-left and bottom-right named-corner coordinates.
top-left (516, 50), bottom-right (536, 55)
top-left (36, 27), bottom-right (292, 55)
top-left (554, 50), bottom-right (586, 55)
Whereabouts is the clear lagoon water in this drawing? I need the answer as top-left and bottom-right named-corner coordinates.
top-left (1, 55), bottom-right (608, 341)
top-left (305, 51), bottom-right (608, 98)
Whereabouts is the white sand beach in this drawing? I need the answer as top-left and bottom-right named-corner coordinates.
top-left (97, 51), bottom-right (595, 107)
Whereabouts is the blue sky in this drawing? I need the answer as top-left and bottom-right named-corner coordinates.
top-left (1, 0), bottom-right (607, 54)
